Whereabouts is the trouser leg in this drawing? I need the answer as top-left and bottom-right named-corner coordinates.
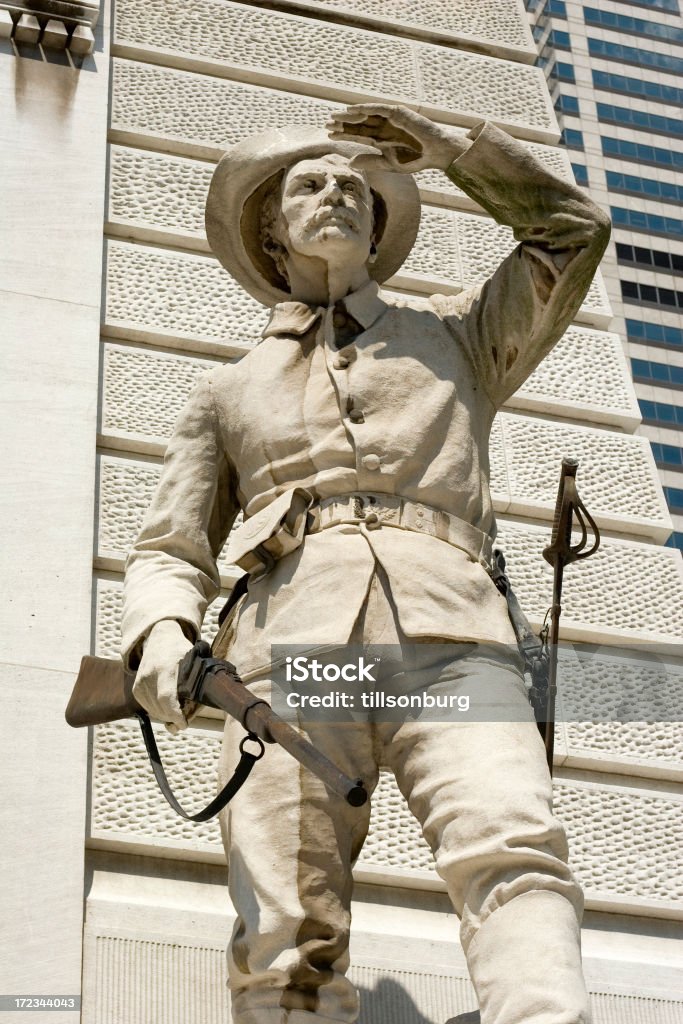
top-left (379, 647), bottom-right (591, 1024)
top-left (218, 678), bottom-right (378, 1024)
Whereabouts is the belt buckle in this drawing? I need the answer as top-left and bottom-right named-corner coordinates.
top-left (353, 493), bottom-right (381, 529)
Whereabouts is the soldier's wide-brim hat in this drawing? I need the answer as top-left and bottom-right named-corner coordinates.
top-left (205, 126), bottom-right (421, 307)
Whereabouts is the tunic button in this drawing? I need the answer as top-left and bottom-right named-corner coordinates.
top-left (333, 356), bottom-right (349, 369)
top-left (362, 454), bottom-right (381, 471)
top-left (364, 511), bottom-right (380, 529)
top-left (349, 409), bottom-right (365, 423)
top-left (333, 311), bottom-right (347, 328)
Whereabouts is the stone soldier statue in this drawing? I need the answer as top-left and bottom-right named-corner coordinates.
top-left (121, 104), bottom-right (610, 1024)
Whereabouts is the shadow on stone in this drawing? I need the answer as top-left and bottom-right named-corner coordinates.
top-left (359, 978), bottom-right (434, 1024)
top-left (358, 977), bottom-right (479, 1024)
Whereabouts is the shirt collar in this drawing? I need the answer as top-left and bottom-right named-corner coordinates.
top-left (262, 280), bottom-right (388, 339)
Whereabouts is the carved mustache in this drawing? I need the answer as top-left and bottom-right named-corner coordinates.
top-left (307, 206), bottom-right (359, 231)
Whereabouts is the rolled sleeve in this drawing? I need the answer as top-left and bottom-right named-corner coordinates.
top-left (437, 122), bottom-right (610, 406)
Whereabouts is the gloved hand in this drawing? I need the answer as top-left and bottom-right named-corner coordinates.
top-left (133, 619), bottom-right (195, 734)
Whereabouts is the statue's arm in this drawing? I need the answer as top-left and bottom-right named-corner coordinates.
top-left (440, 120), bottom-right (610, 404)
top-left (327, 105), bottom-right (610, 407)
top-left (121, 372), bottom-right (239, 730)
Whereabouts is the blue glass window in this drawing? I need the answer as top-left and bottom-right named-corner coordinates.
top-left (607, 171), bottom-right (683, 204)
top-left (598, 102), bottom-right (683, 138)
top-left (664, 486), bottom-right (683, 510)
top-left (601, 136), bottom-right (683, 171)
top-left (555, 94), bottom-right (580, 113)
top-left (628, 0), bottom-right (679, 12)
top-left (592, 69), bottom-right (683, 105)
top-left (627, 319), bottom-right (683, 348)
top-left (584, 7), bottom-right (683, 43)
top-left (640, 401), bottom-right (683, 427)
top-left (554, 62), bottom-right (576, 82)
top-left (547, 0), bottom-right (568, 14)
top-left (617, 243), bottom-right (683, 275)
top-left (588, 38), bottom-right (683, 76)
top-left (651, 443), bottom-right (683, 470)
top-left (571, 163), bottom-right (589, 185)
top-left (621, 280), bottom-right (683, 309)
top-left (632, 360), bottom-right (683, 387)
top-left (562, 128), bottom-right (584, 149)
top-left (631, 358), bottom-right (651, 377)
top-left (611, 207), bottom-right (683, 240)
top-left (666, 532), bottom-right (683, 551)
top-left (549, 28), bottom-right (572, 48)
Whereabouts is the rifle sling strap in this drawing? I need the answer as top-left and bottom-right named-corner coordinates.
top-left (137, 710), bottom-right (264, 822)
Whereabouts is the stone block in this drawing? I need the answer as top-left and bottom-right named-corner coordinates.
top-left (498, 413), bottom-right (670, 538)
top-left (94, 507), bottom-right (683, 656)
top-left (513, 326), bottom-right (640, 430)
top-left (79, 861), bottom-right (683, 1024)
top-left (110, 62), bottom-right (570, 183)
top-left (95, 453), bottom-right (241, 578)
top-left (14, 12), bottom-right (40, 44)
top-left (79, 890), bottom-right (683, 1024)
top-left (0, 9), bottom-right (13, 37)
top-left (43, 18), bottom-right (69, 49)
top-left (0, 662), bottom-right (87, 1019)
top-left (112, 0), bottom-right (557, 141)
top-left (496, 519), bottom-right (683, 646)
top-left (104, 240), bottom-right (268, 355)
top-left (1, 290), bottom-right (101, 672)
top-left (95, 412), bottom-right (671, 571)
top-left (106, 138), bottom-right (573, 244)
top-left (451, 211), bottom-right (611, 326)
top-left (94, 575), bottom-right (227, 660)
top-left (262, 0), bottom-right (535, 59)
top-left (88, 717), bottom-right (683, 916)
top-left (70, 24), bottom-right (95, 54)
top-left (103, 236), bottom-right (610, 362)
top-left (99, 327), bottom-right (639, 450)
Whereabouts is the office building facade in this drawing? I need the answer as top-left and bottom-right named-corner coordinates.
top-left (527, 0), bottom-right (683, 550)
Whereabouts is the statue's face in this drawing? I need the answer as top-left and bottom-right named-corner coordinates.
top-left (276, 154), bottom-right (375, 266)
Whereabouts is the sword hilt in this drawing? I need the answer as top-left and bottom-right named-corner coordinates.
top-left (543, 457), bottom-right (600, 567)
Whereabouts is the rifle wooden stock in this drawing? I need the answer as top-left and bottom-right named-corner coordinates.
top-left (65, 655), bottom-right (141, 727)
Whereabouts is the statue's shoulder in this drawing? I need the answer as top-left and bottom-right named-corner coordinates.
top-left (381, 290), bottom-right (434, 314)
top-left (382, 290), bottom-right (478, 322)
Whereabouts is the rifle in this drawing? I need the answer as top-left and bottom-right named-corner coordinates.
top-left (65, 641), bottom-right (368, 819)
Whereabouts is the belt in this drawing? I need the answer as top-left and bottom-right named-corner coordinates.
top-left (308, 492), bottom-right (493, 570)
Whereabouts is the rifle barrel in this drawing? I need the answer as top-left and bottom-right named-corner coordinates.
top-left (193, 668), bottom-right (368, 807)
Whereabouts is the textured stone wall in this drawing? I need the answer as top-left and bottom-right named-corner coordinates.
top-left (89, 720), bottom-right (683, 915)
top-left (113, 0), bottom-right (555, 139)
top-left (86, 0), bottom-right (683, 1017)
